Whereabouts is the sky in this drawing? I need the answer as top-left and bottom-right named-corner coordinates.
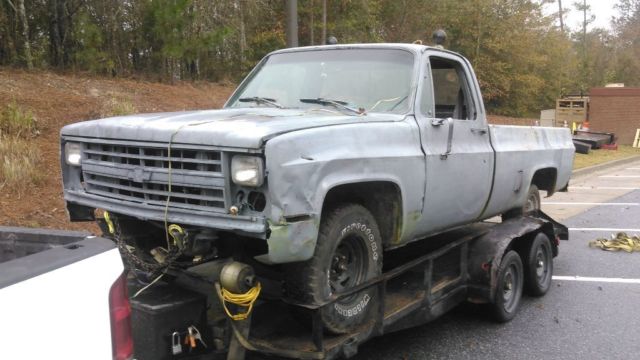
top-left (545, 0), bottom-right (620, 30)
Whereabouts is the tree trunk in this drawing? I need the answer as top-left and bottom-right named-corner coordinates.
top-left (16, 0), bottom-right (33, 69)
top-left (310, 0), bottom-right (314, 45)
top-left (49, 0), bottom-right (64, 67)
top-left (237, 0), bottom-right (246, 66)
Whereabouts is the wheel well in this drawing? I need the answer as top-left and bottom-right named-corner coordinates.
top-left (322, 182), bottom-right (403, 246)
top-left (531, 168), bottom-right (557, 196)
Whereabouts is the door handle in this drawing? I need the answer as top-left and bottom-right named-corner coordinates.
top-left (470, 127), bottom-right (488, 135)
top-left (431, 118), bottom-right (451, 127)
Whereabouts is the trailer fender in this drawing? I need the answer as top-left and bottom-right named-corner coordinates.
top-left (467, 216), bottom-right (557, 303)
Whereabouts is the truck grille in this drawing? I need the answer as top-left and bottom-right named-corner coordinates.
top-left (79, 141), bottom-right (227, 213)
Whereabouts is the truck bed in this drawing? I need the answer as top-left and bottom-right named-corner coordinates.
top-left (485, 125), bottom-right (574, 216)
top-left (0, 226), bottom-right (125, 360)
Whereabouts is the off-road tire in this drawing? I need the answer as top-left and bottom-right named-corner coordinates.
top-left (284, 204), bottom-right (382, 334)
top-left (503, 184), bottom-right (541, 220)
top-left (523, 233), bottom-right (553, 296)
top-left (491, 250), bottom-right (524, 323)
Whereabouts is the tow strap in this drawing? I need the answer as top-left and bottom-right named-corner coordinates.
top-left (589, 232), bottom-right (640, 253)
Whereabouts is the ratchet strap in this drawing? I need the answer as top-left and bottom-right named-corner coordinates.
top-left (589, 232), bottom-right (640, 253)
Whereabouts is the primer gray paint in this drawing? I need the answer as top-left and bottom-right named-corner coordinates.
top-left (60, 43), bottom-right (575, 264)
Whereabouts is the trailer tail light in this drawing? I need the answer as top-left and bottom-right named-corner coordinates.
top-left (109, 271), bottom-right (133, 360)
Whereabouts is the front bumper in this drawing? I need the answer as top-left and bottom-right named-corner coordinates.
top-left (65, 190), bottom-right (268, 236)
top-left (65, 191), bottom-right (320, 264)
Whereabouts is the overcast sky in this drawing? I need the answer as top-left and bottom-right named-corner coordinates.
top-left (545, 0), bottom-right (620, 30)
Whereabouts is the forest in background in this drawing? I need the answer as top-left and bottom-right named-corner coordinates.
top-left (1, 0), bottom-right (640, 117)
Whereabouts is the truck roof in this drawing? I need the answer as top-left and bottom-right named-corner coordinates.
top-left (268, 43), bottom-right (462, 58)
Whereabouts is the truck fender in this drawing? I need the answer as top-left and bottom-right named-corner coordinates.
top-left (467, 216), bottom-right (557, 303)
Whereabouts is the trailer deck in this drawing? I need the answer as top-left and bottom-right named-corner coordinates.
top-left (216, 212), bottom-right (567, 360)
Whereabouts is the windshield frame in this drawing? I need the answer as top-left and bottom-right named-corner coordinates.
top-left (224, 45), bottom-right (420, 116)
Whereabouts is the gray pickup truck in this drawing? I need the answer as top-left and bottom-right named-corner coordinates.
top-left (60, 43), bottom-right (574, 333)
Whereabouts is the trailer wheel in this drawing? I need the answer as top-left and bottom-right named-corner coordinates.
top-left (503, 184), bottom-right (540, 219)
top-left (524, 233), bottom-right (553, 296)
top-left (491, 250), bottom-right (523, 322)
top-left (285, 204), bottom-right (382, 334)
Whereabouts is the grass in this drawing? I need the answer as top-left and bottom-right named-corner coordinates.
top-left (0, 102), bottom-right (43, 194)
top-left (102, 97), bottom-right (136, 117)
top-left (573, 145), bottom-right (640, 169)
top-left (0, 101), bottom-right (38, 138)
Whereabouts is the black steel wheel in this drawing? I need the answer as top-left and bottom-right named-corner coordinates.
top-left (524, 233), bottom-right (554, 296)
top-left (284, 204), bottom-right (382, 334)
top-left (491, 250), bottom-right (524, 323)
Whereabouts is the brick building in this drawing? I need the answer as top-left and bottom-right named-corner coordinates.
top-left (589, 87), bottom-right (640, 145)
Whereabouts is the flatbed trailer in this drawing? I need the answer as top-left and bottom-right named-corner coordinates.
top-left (128, 211), bottom-right (567, 360)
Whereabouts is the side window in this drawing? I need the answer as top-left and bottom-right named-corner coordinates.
top-left (429, 57), bottom-right (476, 120)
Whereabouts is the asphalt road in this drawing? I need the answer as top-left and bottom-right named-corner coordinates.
top-left (353, 159), bottom-right (640, 360)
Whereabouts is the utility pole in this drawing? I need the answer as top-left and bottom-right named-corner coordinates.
top-left (581, 0), bottom-right (588, 90)
top-left (286, 0), bottom-right (298, 47)
top-left (558, 0), bottom-right (564, 33)
top-left (310, 0), bottom-right (315, 45)
top-left (322, 0), bottom-right (327, 44)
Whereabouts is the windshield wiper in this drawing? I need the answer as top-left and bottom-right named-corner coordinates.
top-left (238, 96), bottom-right (284, 109)
top-left (299, 98), bottom-right (364, 115)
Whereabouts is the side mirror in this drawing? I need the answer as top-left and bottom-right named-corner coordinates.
top-left (435, 118), bottom-right (454, 160)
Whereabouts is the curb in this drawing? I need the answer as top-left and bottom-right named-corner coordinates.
top-left (572, 155), bottom-right (640, 178)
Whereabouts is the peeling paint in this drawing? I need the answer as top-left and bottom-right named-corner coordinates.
top-left (255, 218), bottom-right (319, 264)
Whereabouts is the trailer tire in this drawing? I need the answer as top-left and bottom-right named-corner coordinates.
top-left (503, 184), bottom-right (540, 220)
top-left (284, 204), bottom-right (382, 334)
top-left (491, 250), bottom-right (523, 323)
top-left (524, 233), bottom-right (553, 296)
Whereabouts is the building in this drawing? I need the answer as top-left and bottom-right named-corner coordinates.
top-left (589, 87), bottom-right (640, 145)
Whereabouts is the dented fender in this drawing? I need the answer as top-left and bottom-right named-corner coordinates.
top-left (255, 217), bottom-right (319, 264)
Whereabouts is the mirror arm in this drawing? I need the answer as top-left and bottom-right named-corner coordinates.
top-left (440, 117), bottom-right (454, 160)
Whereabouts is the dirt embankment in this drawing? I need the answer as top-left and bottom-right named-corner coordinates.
top-left (0, 69), bottom-right (234, 231)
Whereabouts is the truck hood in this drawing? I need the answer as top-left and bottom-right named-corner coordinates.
top-left (61, 108), bottom-right (404, 149)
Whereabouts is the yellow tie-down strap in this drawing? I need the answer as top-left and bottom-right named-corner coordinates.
top-left (589, 232), bottom-right (640, 253)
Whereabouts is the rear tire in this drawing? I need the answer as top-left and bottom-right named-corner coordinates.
top-left (284, 204), bottom-right (382, 334)
top-left (503, 184), bottom-right (541, 220)
top-left (524, 233), bottom-right (553, 296)
top-left (491, 250), bottom-right (524, 323)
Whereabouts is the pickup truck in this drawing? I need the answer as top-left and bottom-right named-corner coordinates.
top-left (59, 43), bottom-right (575, 334)
top-left (0, 227), bottom-right (132, 360)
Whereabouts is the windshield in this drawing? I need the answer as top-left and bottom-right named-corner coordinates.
top-left (227, 48), bottom-right (415, 114)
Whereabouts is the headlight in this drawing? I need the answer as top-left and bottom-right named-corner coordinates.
top-left (231, 155), bottom-right (264, 187)
top-left (65, 142), bottom-right (82, 166)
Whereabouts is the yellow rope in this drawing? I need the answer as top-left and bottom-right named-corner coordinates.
top-left (589, 232), bottom-right (640, 253)
top-left (104, 211), bottom-right (115, 235)
top-left (167, 223), bottom-right (185, 249)
top-left (220, 283), bottom-right (262, 321)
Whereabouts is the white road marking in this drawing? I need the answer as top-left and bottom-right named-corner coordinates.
top-left (553, 276), bottom-right (640, 284)
top-left (542, 202), bottom-right (640, 206)
top-left (569, 186), bottom-right (640, 190)
top-left (626, 168), bottom-right (640, 170)
top-left (569, 227), bottom-right (640, 232)
top-left (600, 175), bottom-right (640, 178)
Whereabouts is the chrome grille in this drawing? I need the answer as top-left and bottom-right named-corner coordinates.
top-left (80, 141), bottom-right (226, 213)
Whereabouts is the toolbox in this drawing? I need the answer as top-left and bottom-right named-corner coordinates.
top-left (130, 282), bottom-right (211, 360)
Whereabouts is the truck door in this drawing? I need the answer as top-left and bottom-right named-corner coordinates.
top-left (414, 53), bottom-right (494, 234)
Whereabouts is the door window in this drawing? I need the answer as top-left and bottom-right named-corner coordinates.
top-left (424, 57), bottom-right (476, 120)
